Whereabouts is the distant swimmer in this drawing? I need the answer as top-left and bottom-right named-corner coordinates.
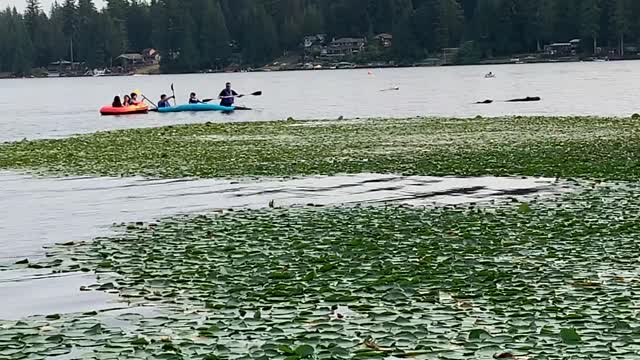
top-left (485, 72), bottom-right (495, 78)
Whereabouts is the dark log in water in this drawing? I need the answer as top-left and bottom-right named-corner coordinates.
top-left (506, 96), bottom-right (541, 102)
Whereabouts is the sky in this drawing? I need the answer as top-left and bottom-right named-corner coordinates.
top-left (1, 0), bottom-right (105, 12)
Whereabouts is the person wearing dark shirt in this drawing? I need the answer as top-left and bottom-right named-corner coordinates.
top-left (123, 95), bottom-right (131, 107)
top-left (112, 96), bottom-right (123, 108)
top-left (219, 82), bottom-right (243, 107)
top-left (189, 92), bottom-right (201, 104)
top-left (157, 94), bottom-right (174, 108)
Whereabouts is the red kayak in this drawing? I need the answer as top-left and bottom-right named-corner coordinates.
top-left (100, 103), bottom-right (149, 115)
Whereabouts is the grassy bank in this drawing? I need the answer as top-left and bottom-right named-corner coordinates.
top-left (1, 116), bottom-right (639, 180)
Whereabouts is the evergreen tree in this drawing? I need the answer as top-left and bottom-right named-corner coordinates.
top-left (198, 0), bottom-right (230, 69)
top-left (612, 0), bottom-right (631, 55)
top-left (302, 4), bottom-right (324, 36)
top-left (580, 0), bottom-right (601, 54)
top-left (391, 0), bottom-right (419, 60)
top-left (77, 0), bottom-right (98, 65)
top-left (3, 0), bottom-right (640, 75)
top-left (24, 0), bottom-right (40, 36)
top-left (24, 0), bottom-right (50, 66)
top-left (241, 3), bottom-right (278, 65)
top-left (126, 0), bottom-right (152, 52)
top-left (62, 0), bottom-right (77, 61)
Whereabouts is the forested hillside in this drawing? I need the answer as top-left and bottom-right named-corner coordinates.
top-left (1, 0), bottom-right (639, 75)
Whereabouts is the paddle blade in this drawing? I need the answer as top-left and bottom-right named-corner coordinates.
top-left (133, 89), bottom-right (142, 95)
top-left (251, 91), bottom-right (262, 96)
top-left (233, 106), bottom-right (252, 110)
top-left (171, 83), bottom-right (174, 91)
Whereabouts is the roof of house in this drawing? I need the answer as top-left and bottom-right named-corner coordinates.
top-left (117, 53), bottom-right (144, 61)
top-left (332, 37), bottom-right (366, 43)
top-left (374, 33), bottom-right (393, 39)
top-left (142, 48), bottom-right (158, 56)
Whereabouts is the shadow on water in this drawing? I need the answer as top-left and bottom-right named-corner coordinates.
top-left (0, 171), bottom-right (571, 319)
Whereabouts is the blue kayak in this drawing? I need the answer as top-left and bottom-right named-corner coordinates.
top-left (156, 103), bottom-right (235, 113)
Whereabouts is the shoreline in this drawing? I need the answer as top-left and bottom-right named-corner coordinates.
top-left (1, 56), bottom-right (631, 80)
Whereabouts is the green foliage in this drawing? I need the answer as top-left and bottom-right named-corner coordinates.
top-left (2, 116), bottom-right (640, 181)
top-left (0, 8), bottom-right (33, 75)
top-left (1, 0), bottom-right (640, 73)
top-left (6, 179), bottom-right (640, 357)
top-left (455, 40), bottom-right (481, 64)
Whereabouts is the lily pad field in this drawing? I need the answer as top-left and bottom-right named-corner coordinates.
top-left (2, 116), bottom-right (640, 359)
top-left (1, 116), bottom-right (639, 179)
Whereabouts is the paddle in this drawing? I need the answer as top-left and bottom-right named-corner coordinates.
top-left (202, 91), bottom-right (262, 103)
top-left (171, 83), bottom-right (176, 105)
top-left (133, 89), bottom-right (158, 110)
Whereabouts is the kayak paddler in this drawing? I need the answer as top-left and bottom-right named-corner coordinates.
top-left (219, 82), bottom-right (243, 107)
top-left (189, 92), bottom-right (202, 104)
top-left (157, 94), bottom-right (175, 108)
top-left (129, 92), bottom-right (141, 105)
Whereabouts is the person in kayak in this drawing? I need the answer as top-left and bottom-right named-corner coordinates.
top-left (123, 95), bottom-right (131, 107)
top-left (157, 94), bottom-right (174, 108)
top-left (219, 82), bottom-right (243, 107)
top-left (112, 96), bottom-right (123, 108)
top-left (129, 92), bottom-right (140, 105)
top-left (189, 92), bottom-right (202, 104)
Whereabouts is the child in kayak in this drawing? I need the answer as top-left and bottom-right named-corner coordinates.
top-left (189, 92), bottom-right (202, 104)
top-left (157, 94), bottom-right (175, 108)
top-left (112, 96), bottom-right (123, 108)
top-left (219, 82), bottom-right (243, 107)
top-left (123, 95), bottom-right (131, 107)
top-left (129, 93), bottom-right (140, 105)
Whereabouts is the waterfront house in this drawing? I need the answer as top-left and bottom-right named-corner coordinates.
top-left (326, 37), bottom-right (367, 57)
top-left (374, 33), bottom-right (393, 48)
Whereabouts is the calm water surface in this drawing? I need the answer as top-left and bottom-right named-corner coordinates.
top-left (0, 61), bottom-right (638, 142)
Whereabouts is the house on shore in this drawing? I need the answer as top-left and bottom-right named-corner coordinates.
top-left (116, 48), bottom-right (160, 70)
top-left (116, 53), bottom-right (144, 68)
top-left (303, 34), bottom-right (327, 59)
top-left (326, 37), bottom-right (367, 57)
top-left (544, 40), bottom-right (580, 56)
top-left (47, 60), bottom-right (85, 76)
top-left (141, 48), bottom-right (161, 64)
top-left (374, 33), bottom-right (393, 48)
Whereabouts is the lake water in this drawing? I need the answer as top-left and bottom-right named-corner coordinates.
top-left (0, 61), bottom-right (623, 321)
top-left (1, 61), bottom-right (639, 142)
top-left (0, 171), bottom-right (568, 319)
